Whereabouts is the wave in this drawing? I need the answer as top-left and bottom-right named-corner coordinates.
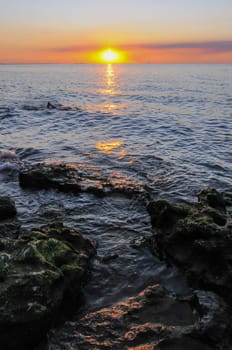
top-left (0, 149), bottom-right (20, 174)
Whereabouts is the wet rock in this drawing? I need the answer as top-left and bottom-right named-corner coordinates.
top-left (100, 253), bottom-right (118, 263)
top-left (19, 162), bottom-right (144, 197)
top-left (47, 284), bottom-right (230, 349)
top-left (19, 163), bottom-right (82, 193)
top-left (197, 188), bottom-right (227, 211)
top-left (147, 188), bottom-right (232, 303)
top-left (46, 102), bottom-right (77, 111)
top-left (0, 196), bottom-right (17, 221)
top-left (47, 102), bottom-right (56, 109)
top-left (0, 222), bottom-right (95, 350)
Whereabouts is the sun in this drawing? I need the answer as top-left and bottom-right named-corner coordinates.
top-left (88, 47), bottom-right (127, 64)
top-left (100, 48), bottom-right (125, 63)
top-left (101, 49), bottom-right (119, 63)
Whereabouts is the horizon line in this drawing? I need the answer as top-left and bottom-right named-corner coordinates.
top-left (1, 62), bottom-right (232, 65)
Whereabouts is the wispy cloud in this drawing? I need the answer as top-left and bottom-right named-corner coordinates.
top-left (43, 44), bottom-right (99, 53)
top-left (124, 40), bottom-right (232, 53)
top-left (43, 40), bottom-right (232, 55)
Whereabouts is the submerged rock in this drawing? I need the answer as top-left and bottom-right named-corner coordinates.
top-left (0, 222), bottom-right (95, 350)
top-left (0, 196), bottom-right (17, 221)
top-left (19, 162), bottom-right (144, 197)
top-left (147, 188), bottom-right (232, 303)
top-left (48, 283), bottom-right (230, 349)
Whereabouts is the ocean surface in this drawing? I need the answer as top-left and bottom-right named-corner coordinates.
top-left (1, 64), bottom-right (231, 200)
top-left (0, 64), bottom-right (232, 343)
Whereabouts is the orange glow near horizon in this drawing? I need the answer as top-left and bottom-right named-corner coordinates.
top-left (1, 43), bottom-right (232, 64)
top-left (88, 48), bottom-right (128, 64)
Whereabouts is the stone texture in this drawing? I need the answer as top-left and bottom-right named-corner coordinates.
top-left (0, 222), bottom-right (95, 349)
top-left (147, 188), bottom-right (232, 303)
top-left (48, 284), bottom-right (230, 350)
top-left (19, 162), bottom-right (144, 197)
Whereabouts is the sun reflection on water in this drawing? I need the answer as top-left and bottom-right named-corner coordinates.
top-left (96, 140), bottom-right (127, 159)
top-left (106, 64), bottom-right (114, 88)
top-left (96, 64), bottom-right (127, 114)
top-left (101, 64), bottom-right (116, 96)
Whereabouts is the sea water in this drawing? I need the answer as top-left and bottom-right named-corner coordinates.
top-left (0, 64), bottom-right (231, 311)
top-left (1, 64), bottom-right (231, 201)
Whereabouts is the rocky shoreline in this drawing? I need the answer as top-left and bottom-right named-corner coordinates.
top-left (0, 162), bottom-right (232, 349)
top-left (0, 195), bottom-right (95, 349)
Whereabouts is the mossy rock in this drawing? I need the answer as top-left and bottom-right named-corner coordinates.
top-left (147, 189), bottom-right (232, 303)
top-left (0, 222), bottom-right (95, 349)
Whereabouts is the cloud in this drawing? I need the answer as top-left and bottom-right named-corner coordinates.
top-left (124, 41), bottom-right (232, 53)
top-left (44, 44), bottom-right (99, 53)
top-left (41, 40), bottom-right (232, 56)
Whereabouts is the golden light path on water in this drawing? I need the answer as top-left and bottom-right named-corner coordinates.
top-left (96, 64), bottom-right (130, 162)
top-left (100, 64), bottom-right (117, 97)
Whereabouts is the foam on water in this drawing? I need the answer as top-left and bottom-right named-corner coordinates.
top-left (0, 149), bottom-right (20, 175)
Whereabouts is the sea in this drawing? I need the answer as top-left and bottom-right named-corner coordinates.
top-left (0, 64), bottom-right (232, 345)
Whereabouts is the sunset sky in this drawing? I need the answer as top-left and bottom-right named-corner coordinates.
top-left (1, 0), bottom-right (232, 64)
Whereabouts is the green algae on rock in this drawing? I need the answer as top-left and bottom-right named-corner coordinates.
top-left (0, 222), bottom-right (95, 350)
top-left (147, 188), bottom-right (232, 303)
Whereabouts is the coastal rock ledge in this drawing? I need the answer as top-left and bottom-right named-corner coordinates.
top-left (0, 222), bottom-right (95, 350)
top-left (19, 162), bottom-right (144, 197)
top-left (147, 188), bottom-right (232, 303)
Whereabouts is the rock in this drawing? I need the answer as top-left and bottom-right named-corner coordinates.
top-left (19, 163), bottom-right (82, 193)
top-left (46, 102), bottom-right (74, 111)
top-left (100, 253), bottom-right (118, 263)
top-left (47, 284), bottom-right (230, 349)
top-left (197, 188), bottom-right (227, 211)
top-left (19, 162), bottom-right (144, 197)
top-left (147, 199), bottom-right (188, 229)
top-left (0, 197), bottom-right (17, 221)
top-left (47, 102), bottom-right (56, 109)
top-left (0, 222), bottom-right (95, 349)
top-left (147, 188), bottom-right (232, 303)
